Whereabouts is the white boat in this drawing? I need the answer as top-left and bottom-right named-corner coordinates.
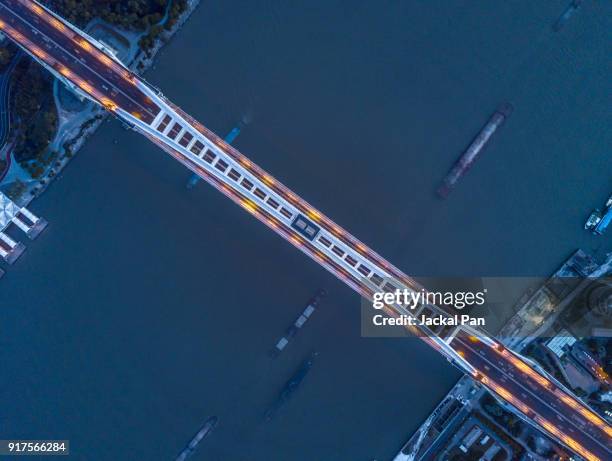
top-left (585, 210), bottom-right (602, 231)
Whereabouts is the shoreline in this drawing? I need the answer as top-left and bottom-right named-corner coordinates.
top-left (3, 0), bottom-right (201, 208)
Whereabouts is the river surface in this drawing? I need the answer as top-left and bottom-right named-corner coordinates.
top-left (1, 1), bottom-right (610, 460)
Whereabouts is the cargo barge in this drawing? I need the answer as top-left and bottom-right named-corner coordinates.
top-left (437, 103), bottom-right (513, 198)
top-left (553, 0), bottom-right (583, 32)
top-left (265, 352), bottom-right (317, 421)
top-left (269, 289), bottom-right (327, 357)
top-left (175, 416), bottom-right (218, 461)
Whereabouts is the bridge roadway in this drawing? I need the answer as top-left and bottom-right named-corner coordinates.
top-left (1, 0), bottom-right (610, 459)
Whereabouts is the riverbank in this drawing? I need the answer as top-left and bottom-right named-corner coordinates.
top-left (0, 0), bottom-right (201, 207)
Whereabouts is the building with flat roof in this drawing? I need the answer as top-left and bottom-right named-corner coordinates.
top-left (545, 330), bottom-right (577, 357)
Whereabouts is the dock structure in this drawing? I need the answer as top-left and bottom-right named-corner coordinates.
top-left (0, 231), bottom-right (25, 264)
top-left (12, 207), bottom-right (48, 239)
top-left (0, 192), bottom-right (47, 264)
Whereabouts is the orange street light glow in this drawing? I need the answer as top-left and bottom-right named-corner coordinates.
top-left (504, 352), bottom-right (551, 388)
top-left (289, 235), bottom-right (303, 246)
top-left (29, 3), bottom-right (44, 15)
top-left (78, 39), bottom-right (92, 52)
top-left (98, 53), bottom-right (112, 66)
top-left (241, 199), bottom-right (257, 214)
top-left (78, 80), bottom-right (93, 94)
top-left (307, 209), bottom-right (321, 221)
top-left (50, 17), bottom-right (65, 31)
top-left (262, 174), bottom-right (274, 186)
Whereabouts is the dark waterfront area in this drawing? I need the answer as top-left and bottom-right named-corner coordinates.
top-left (0, 1), bottom-right (610, 460)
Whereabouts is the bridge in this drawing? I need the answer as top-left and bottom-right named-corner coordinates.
top-left (0, 0), bottom-right (610, 458)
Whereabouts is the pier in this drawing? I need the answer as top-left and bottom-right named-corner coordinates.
top-left (14, 208), bottom-right (48, 239)
top-left (0, 231), bottom-right (24, 265)
top-left (0, 191), bottom-right (47, 265)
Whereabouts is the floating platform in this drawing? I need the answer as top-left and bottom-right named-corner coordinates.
top-left (26, 217), bottom-right (48, 239)
top-left (0, 193), bottom-right (48, 239)
top-left (0, 232), bottom-right (25, 264)
top-left (15, 211), bottom-right (48, 239)
top-left (0, 194), bottom-right (48, 270)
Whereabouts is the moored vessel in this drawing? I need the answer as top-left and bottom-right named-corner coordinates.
top-left (265, 352), bottom-right (318, 421)
top-left (585, 194), bottom-right (612, 236)
top-left (175, 416), bottom-right (218, 461)
top-left (437, 103), bottom-right (513, 198)
top-left (270, 289), bottom-right (327, 357)
top-left (553, 0), bottom-right (584, 32)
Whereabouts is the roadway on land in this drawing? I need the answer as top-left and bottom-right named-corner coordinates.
top-left (0, 50), bottom-right (20, 147)
top-left (0, 49), bottom-right (19, 181)
top-left (0, 0), bottom-right (160, 123)
top-left (452, 331), bottom-right (611, 460)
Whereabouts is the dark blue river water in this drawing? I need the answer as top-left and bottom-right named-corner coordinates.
top-left (0, 1), bottom-right (610, 460)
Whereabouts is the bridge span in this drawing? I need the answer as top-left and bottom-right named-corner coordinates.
top-left (0, 0), bottom-right (610, 458)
